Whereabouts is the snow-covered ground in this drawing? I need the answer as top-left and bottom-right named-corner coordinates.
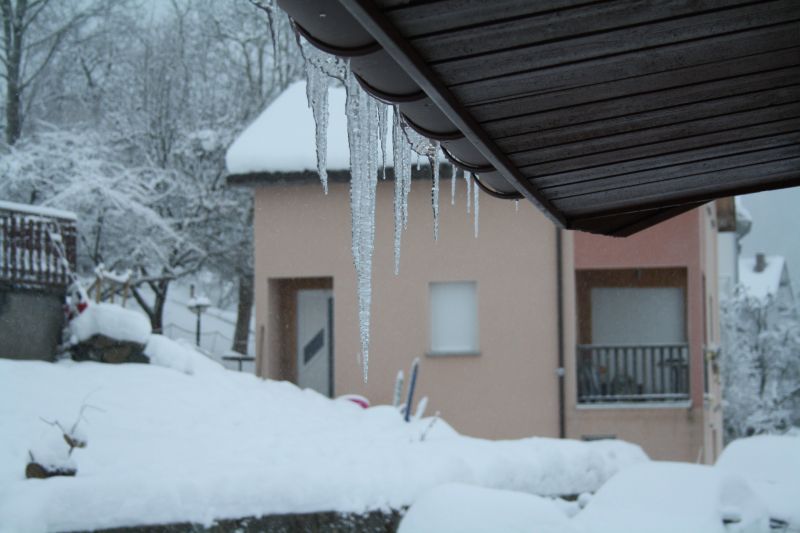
top-left (0, 338), bottom-right (646, 532)
top-left (122, 283), bottom-right (256, 372)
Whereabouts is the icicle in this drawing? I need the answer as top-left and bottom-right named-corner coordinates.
top-left (465, 171), bottom-right (472, 214)
top-left (345, 70), bottom-right (380, 383)
top-left (393, 370), bottom-right (404, 407)
top-left (304, 50), bottom-right (330, 194)
top-left (473, 175), bottom-right (480, 238)
top-left (378, 104), bottom-right (388, 180)
top-left (515, 199), bottom-right (520, 212)
top-left (429, 142), bottom-right (440, 241)
top-left (392, 107), bottom-right (412, 275)
top-left (450, 164), bottom-right (457, 206)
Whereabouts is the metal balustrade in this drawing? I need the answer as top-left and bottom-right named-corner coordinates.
top-left (577, 343), bottom-right (690, 403)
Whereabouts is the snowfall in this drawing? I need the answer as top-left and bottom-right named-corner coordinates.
top-left (1, 308), bottom-right (798, 532)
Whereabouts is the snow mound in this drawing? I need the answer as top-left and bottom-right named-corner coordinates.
top-left (144, 334), bottom-right (224, 376)
top-left (715, 434), bottom-right (800, 527)
top-left (398, 483), bottom-right (581, 533)
top-left (0, 358), bottom-right (645, 531)
top-left (574, 462), bottom-right (769, 533)
top-left (69, 303), bottom-right (151, 344)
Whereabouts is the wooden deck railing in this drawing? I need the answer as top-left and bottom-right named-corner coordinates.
top-left (0, 211), bottom-right (77, 289)
top-left (577, 343), bottom-right (690, 403)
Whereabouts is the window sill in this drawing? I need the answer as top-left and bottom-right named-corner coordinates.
top-left (576, 400), bottom-right (692, 410)
top-left (426, 350), bottom-right (481, 358)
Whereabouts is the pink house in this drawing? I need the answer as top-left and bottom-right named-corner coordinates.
top-left (228, 82), bottom-right (723, 463)
top-left (565, 206), bottom-right (724, 462)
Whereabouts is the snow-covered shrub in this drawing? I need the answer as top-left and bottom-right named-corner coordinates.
top-left (720, 287), bottom-right (800, 440)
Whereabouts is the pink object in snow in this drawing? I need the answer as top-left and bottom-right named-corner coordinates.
top-left (338, 394), bottom-right (370, 409)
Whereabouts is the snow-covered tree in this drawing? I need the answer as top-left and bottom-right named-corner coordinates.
top-left (1, 0), bottom-right (303, 343)
top-left (720, 287), bottom-right (800, 440)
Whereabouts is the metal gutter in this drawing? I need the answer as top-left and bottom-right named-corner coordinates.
top-left (337, 0), bottom-right (567, 228)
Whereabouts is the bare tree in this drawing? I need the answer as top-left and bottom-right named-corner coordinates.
top-left (0, 0), bottom-right (108, 144)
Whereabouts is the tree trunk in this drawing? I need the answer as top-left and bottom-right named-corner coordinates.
top-left (232, 273), bottom-right (254, 355)
top-left (2, 0), bottom-right (25, 145)
top-left (4, 75), bottom-right (22, 144)
top-left (151, 279), bottom-right (169, 334)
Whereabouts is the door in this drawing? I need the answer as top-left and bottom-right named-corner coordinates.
top-left (296, 289), bottom-right (333, 396)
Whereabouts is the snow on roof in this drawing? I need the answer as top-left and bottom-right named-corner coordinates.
top-left (226, 81), bottom-right (393, 176)
top-left (0, 200), bottom-right (77, 221)
top-left (739, 255), bottom-right (786, 300)
top-left (734, 197), bottom-right (752, 225)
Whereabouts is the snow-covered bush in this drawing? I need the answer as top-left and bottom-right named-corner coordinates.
top-left (720, 287), bottom-right (800, 440)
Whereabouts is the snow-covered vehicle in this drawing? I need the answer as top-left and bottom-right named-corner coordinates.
top-left (573, 462), bottom-right (770, 533)
top-left (716, 435), bottom-right (800, 532)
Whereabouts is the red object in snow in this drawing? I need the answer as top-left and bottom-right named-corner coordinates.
top-left (338, 394), bottom-right (370, 409)
top-left (76, 301), bottom-right (88, 314)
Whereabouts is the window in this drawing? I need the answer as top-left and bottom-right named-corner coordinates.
top-left (576, 269), bottom-right (690, 404)
top-left (591, 287), bottom-right (686, 344)
top-left (429, 281), bottom-right (478, 355)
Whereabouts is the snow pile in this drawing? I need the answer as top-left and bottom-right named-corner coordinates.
top-left (398, 483), bottom-right (580, 533)
top-left (144, 334), bottom-right (224, 376)
top-left (0, 357), bottom-right (645, 532)
top-left (69, 303), bottom-right (151, 344)
top-left (574, 462), bottom-right (769, 533)
top-left (715, 435), bottom-right (800, 527)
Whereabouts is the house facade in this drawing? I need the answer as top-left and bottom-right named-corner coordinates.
top-left (228, 81), bottom-right (722, 461)
top-left (564, 206), bottom-right (724, 463)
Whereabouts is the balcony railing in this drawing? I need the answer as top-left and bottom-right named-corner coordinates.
top-left (0, 210), bottom-right (77, 289)
top-left (577, 343), bottom-right (690, 403)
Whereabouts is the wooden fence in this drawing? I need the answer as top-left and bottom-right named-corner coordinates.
top-left (0, 210), bottom-right (77, 289)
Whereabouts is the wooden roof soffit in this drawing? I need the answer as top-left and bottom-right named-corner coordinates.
top-left (276, 0), bottom-right (800, 236)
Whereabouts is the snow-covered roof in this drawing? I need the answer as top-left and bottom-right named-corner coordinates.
top-left (738, 255), bottom-right (787, 300)
top-left (0, 200), bottom-right (77, 221)
top-left (227, 81), bottom-right (386, 176)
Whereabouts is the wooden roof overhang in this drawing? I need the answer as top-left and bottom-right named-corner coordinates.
top-left (276, 0), bottom-right (800, 236)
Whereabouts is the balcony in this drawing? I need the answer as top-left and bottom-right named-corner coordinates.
top-left (577, 344), bottom-right (690, 404)
top-left (0, 203), bottom-right (77, 290)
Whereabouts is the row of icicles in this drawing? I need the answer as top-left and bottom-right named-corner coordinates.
top-left (303, 50), bottom-right (513, 382)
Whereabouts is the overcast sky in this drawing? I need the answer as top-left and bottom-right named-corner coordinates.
top-left (738, 187), bottom-right (800, 293)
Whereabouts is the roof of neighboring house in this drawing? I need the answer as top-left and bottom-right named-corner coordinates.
top-left (739, 255), bottom-right (790, 301)
top-left (276, 0), bottom-right (800, 236)
top-left (226, 81), bottom-right (353, 176)
top-left (225, 80), bottom-right (454, 187)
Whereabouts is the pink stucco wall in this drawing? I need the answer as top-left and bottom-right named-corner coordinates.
top-left (253, 178), bottom-right (564, 439)
top-left (569, 207), bottom-right (724, 462)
